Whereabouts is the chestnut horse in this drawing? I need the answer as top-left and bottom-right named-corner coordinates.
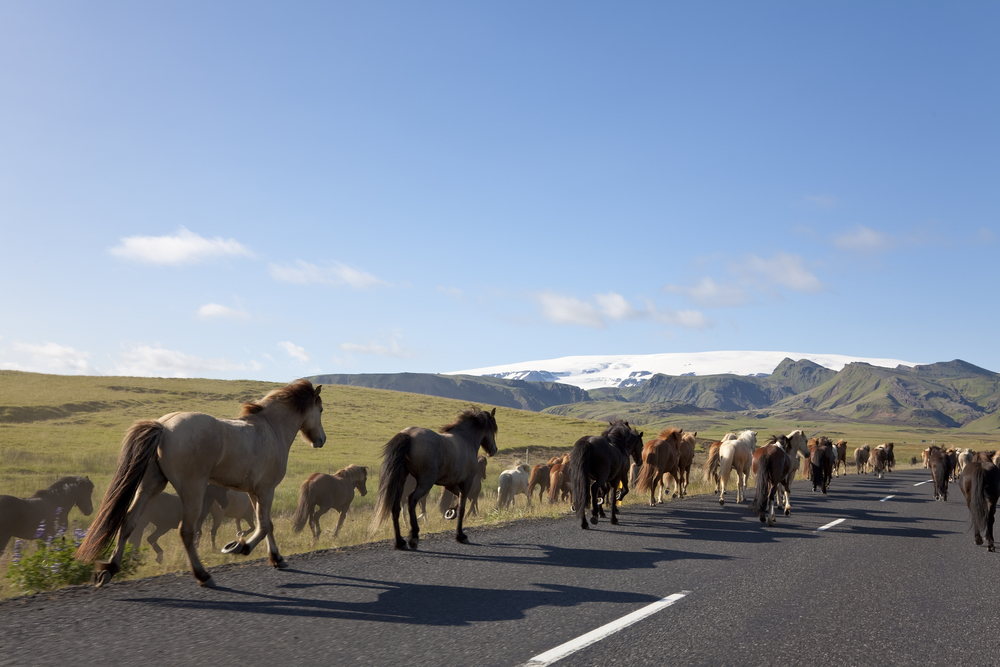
top-left (570, 420), bottom-right (643, 529)
top-left (291, 464), bottom-right (369, 539)
top-left (548, 454), bottom-right (572, 504)
top-left (749, 435), bottom-right (794, 526)
top-left (870, 445), bottom-right (889, 478)
top-left (370, 407), bottom-right (498, 550)
top-left (705, 430), bottom-right (757, 505)
top-left (0, 476), bottom-right (95, 556)
top-left (926, 445), bottom-right (953, 501)
top-left (959, 460), bottom-right (1000, 551)
top-left (666, 431), bottom-right (697, 499)
top-left (833, 440), bottom-right (848, 476)
top-left (527, 462), bottom-right (554, 503)
top-left (635, 428), bottom-right (684, 506)
top-left (77, 379), bottom-right (326, 588)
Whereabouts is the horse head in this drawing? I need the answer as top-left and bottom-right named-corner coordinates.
top-left (74, 476), bottom-right (96, 516)
top-left (479, 407), bottom-right (499, 457)
top-left (357, 466), bottom-right (369, 496)
top-left (300, 384), bottom-right (327, 449)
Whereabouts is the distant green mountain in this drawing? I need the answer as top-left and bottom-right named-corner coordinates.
top-left (307, 372), bottom-right (589, 411)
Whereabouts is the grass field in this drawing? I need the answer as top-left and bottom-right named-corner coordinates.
top-left (1, 370), bottom-right (997, 596)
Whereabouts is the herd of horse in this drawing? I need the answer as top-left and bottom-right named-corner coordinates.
top-left (2, 378), bottom-right (1000, 589)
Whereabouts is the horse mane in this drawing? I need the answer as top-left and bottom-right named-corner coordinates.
top-left (657, 427), bottom-right (682, 441)
top-left (441, 407), bottom-right (498, 434)
top-left (240, 379), bottom-right (318, 417)
top-left (335, 464), bottom-right (367, 482)
top-left (31, 476), bottom-right (91, 499)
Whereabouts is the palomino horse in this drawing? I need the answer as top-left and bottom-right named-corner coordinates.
top-left (370, 407), bottom-right (498, 550)
top-left (291, 465), bottom-right (368, 539)
top-left (808, 437), bottom-right (835, 494)
top-left (548, 454), bottom-right (572, 504)
top-left (749, 435), bottom-right (794, 526)
top-left (833, 440), bottom-right (848, 476)
top-left (854, 445), bottom-right (871, 474)
top-left (498, 463), bottom-right (531, 509)
top-left (666, 430), bottom-right (697, 499)
top-left (206, 490), bottom-right (257, 548)
top-left (926, 446), bottom-right (953, 501)
top-left (705, 430), bottom-right (757, 505)
top-left (77, 379), bottom-right (326, 587)
top-left (635, 428), bottom-right (683, 506)
top-left (440, 455), bottom-right (488, 519)
top-left (0, 476), bottom-right (94, 556)
top-left (959, 460), bottom-right (1000, 551)
top-left (570, 420), bottom-right (643, 529)
top-left (127, 485), bottom-right (230, 563)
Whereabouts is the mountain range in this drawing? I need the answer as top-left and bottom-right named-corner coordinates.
top-left (310, 356), bottom-right (1000, 431)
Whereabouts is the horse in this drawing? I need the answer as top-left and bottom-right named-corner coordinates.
top-left (775, 430), bottom-right (811, 512)
top-left (704, 430), bottom-right (757, 505)
top-left (570, 420), bottom-right (643, 529)
top-left (959, 460), bottom-right (1000, 551)
top-left (749, 435), bottom-right (794, 526)
top-left (956, 449), bottom-right (974, 479)
top-left (635, 428), bottom-right (684, 506)
top-left (854, 445), bottom-right (871, 474)
top-left (808, 437), bottom-right (835, 494)
top-left (370, 407), bottom-right (498, 550)
top-left (833, 440), bottom-right (848, 476)
top-left (497, 463), bottom-right (532, 509)
top-left (527, 463), bottom-right (552, 503)
top-left (205, 490), bottom-right (257, 548)
top-left (0, 476), bottom-right (95, 556)
top-left (548, 454), bottom-right (572, 504)
top-left (77, 379), bottom-right (326, 588)
top-left (870, 445), bottom-right (888, 479)
top-left (946, 448), bottom-right (960, 482)
top-left (127, 485), bottom-right (230, 563)
top-left (440, 455), bottom-right (488, 519)
top-left (926, 446), bottom-right (953, 501)
top-left (291, 465), bottom-right (368, 540)
top-left (667, 430), bottom-right (697, 499)
top-left (922, 448), bottom-right (930, 468)
top-left (884, 442), bottom-right (896, 472)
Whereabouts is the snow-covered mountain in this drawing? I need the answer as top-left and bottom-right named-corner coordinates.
top-left (447, 351), bottom-right (923, 391)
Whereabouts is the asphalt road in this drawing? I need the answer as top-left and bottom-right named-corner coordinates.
top-left (2, 468), bottom-right (997, 666)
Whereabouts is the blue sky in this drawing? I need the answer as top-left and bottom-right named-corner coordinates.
top-left (1, 2), bottom-right (997, 380)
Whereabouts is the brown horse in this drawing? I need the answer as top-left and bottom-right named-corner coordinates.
top-left (127, 485), bottom-right (230, 563)
top-left (870, 445), bottom-right (889, 478)
top-left (440, 455), bottom-right (488, 519)
top-left (527, 463), bottom-right (553, 503)
top-left (959, 460), bottom-right (1000, 551)
top-left (548, 454), bottom-right (572, 504)
top-left (205, 490), bottom-right (257, 548)
top-left (926, 445), bottom-right (953, 501)
top-left (808, 437), bottom-right (835, 494)
top-left (854, 445), bottom-right (871, 474)
top-left (884, 442), bottom-right (896, 472)
top-left (635, 428), bottom-right (684, 506)
top-left (291, 465), bottom-right (368, 539)
top-left (570, 420), bottom-right (643, 529)
top-left (370, 407), bottom-right (498, 550)
top-left (77, 379), bottom-right (326, 588)
top-left (0, 476), bottom-right (95, 556)
top-left (946, 448), bottom-right (960, 482)
top-left (833, 440), bottom-right (848, 476)
top-left (666, 431), bottom-right (697, 499)
top-left (749, 436), bottom-right (794, 526)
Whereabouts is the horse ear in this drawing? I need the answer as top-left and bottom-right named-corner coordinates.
top-left (315, 385), bottom-right (323, 395)
top-left (693, 432), bottom-right (697, 438)
top-left (490, 407), bottom-right (496, 416)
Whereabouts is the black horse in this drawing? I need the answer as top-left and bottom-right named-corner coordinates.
top-left (927, 445), bottom-right (954, 501)
top-left (959, 460), bottom-right (1000, 551)
top-left (569, 420), bottom-right (643, 530)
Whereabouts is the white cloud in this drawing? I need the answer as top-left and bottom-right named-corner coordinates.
top-left (197, 303), bottom-right (250, 321)
top-left (534, 291), bottom-right (604, 328)
top-left (662, 277), bottom-right (750, 308)
top-left (110, 227), bottom-right (253, 265)
top-left (112, 344), bottom-right (260, 378)
top-left (803, 194), bottom-right (839, 209)
top-left (833, 225), bottom-right (894, 253)
top-left (741, 252), bottom-right (825, 293)
top-left (340, 334), bottom-right (414, 359)
top-left (534, 291), bottom-right (707, 330)
top-left (269, 260), bottom-right (390, 289)
top-left (594, 292), bottom-right (641, 321)
top-left (278, 341), bottom-right (312, 362)
top-left (4, 341), bottom-right (95, 374)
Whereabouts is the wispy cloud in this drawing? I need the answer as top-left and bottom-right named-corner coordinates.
top-left (533, 290), bottom-right (707, 330)
top-left (3, 341), bottom-right (95, 374)
top-left (340, 333), bottom-right (414, 358)
top-left (278, 341), bottom-right (312, 362)
top-left (110, 227), bottom-right (253, 265)
top-left (740, 252), bottom-right (825, 293)
top-left (197, 303), bottom-right (250, 322)
top-left (832, 225), bottom-right (894, 253)
top-left (112, 344), bottom-right (260, 378)
top-left (534, 291), bottom-right (605, 328)
top-left (437, 286), bottom-right (464, 300)
top-left (803, 194), bottom-right (839, 209)
top-left (269, 260), bottom-right (390, 289)
top-left (662, 277), bottom-right (750, 308)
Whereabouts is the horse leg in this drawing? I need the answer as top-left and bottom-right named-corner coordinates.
top-left (987, 497), bottom-right (997, 552)
top-left (173, 484), bottom-right (216, 585)
top-left (95, 464), bottom-right (168, 588)
top-left (146, 523), bottom-right (170, 564)
top-left (782, 481), bottom-right (792, 516)
top-left (453, 485), bottom-right (471, 544)
top-left (332, 509), bottom-right (348, 538)
top-left (589, 481), bottom-right (601, 526)
top-left (390, 487), bottom-right (407, 550)
top-left (407, 479), bottom-right (435, 550)
top-left (311, 507), bottom-right (330, 540)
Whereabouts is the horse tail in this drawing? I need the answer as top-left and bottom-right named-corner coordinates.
top-left (548, 469), bottom-right (564, 504)
top-left (369, 432), bottom-right (412, 535)
top-left (569, 439), bottom-right (591, 523)
top-left (498, 473), bottom-right (512, 508)
top-left (748, 450), bottom-right (772, 517)
top-left (77, 420), bottom-right (163, 562)
top-left (636, 449), bottom-right (659, 494)
top-left (968, 466), bottom-right (989, 537)
top-left (704, 446), bottom-right (720, 483)
top-left (291, 475), bottom-right (318, 534)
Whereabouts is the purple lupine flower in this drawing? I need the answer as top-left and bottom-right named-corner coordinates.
top-left (34, 521), bottom-right (46, 539)
top-left (12, 539), bottom-right (22, 564)
top-left (51, 561), bottom-right (61, 574)
top-left (74, 528), bottom-right (86, 547)
top-left (54, 506), bottom-right (62, 517)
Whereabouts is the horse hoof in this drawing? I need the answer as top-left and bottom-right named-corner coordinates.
top-left (221, 539), bottom-right (247, 555)
top-left (270, 556), bottom-right (288, 569)
top-left (570, 505), bottom-right (576, 512)
top-left (407, 539), bottom-right (419, 550)
top-left (581, 522), bottom-right (589, 530)
top-left (759, 515), bottom-right (766, 523)
top-left (784, 509), bottom-right (791, 516)
top-left (989, 544), bottom-right (996, 553)
top-left (719, 499), bottom-right (725, 506)
top-left (589, 516), bottom-right (598, 525)
top-left (198, 575), bottom-right (216, 588)
top-left (393, 540), bottom-right (408, 550)
top-left (155, 553), bottom-right (164, 564)
top-left (444, 509), bottom-right (457, 520)
top-left (456, 533), bottom-right (469, 544)
top-left (610, 517), bottom-right (619, 526)
top-left (93, 569), bottom-right (113, 589)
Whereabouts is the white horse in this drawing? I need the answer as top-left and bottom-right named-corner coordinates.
top-left (497, 463), bottom-right (531, 509)
top-left (705, 430), bottom-right (757, 505)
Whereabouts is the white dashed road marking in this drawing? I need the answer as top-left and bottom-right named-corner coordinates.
top-left (879, 496), bottom-right (895, 502)
top-left (816, 518), bottom-right (846, 531)
top-left (914, 480), bottom-right (933, 486)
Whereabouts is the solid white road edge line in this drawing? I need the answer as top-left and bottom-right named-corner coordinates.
top-left (816, 518), bottom-right (846, 531)
top-left (914, 480), bottom-right (934, 486)
top-left (517, 591), bottom-right (690, 667)
top-left (879, 495), bottom-right (895, 502)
